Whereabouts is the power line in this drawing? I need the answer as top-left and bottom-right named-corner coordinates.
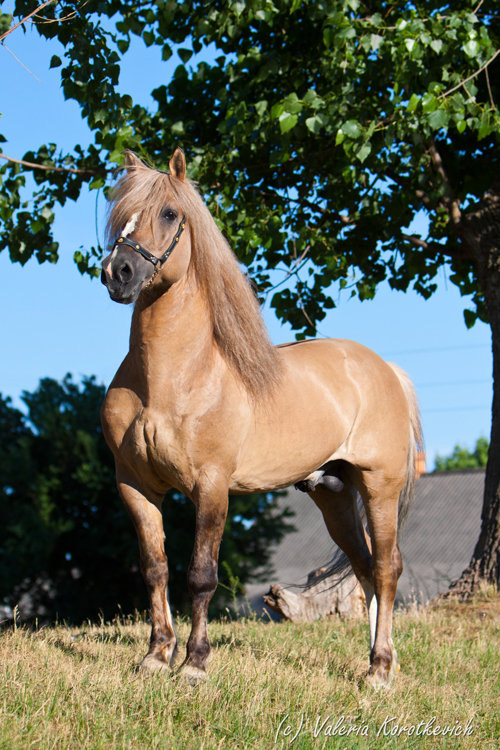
top-left (423, 405), bottom-right (490, 413)
top-left (381, 343), bottom-right (490, 356)
top-left (417, 379), bottom-right (490, 388)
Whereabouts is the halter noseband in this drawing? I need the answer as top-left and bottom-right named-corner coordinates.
top-left (113, 215), bottom-right (187, 281)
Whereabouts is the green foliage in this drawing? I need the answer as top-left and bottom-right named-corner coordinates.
top-left (1, 1), bottom-right (498, 334)
top-left (0, 376), bottom-right (293, 623)
top-left (434, 436), bottom-right (489, 471)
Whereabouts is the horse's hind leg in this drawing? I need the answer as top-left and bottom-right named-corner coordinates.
top-left (117, 473), bottom-right (177, 673)
top-left (309, 485), bottom-right (372, 588)
top-left (309, 480), bottom-right (402, 688)
top-left (309, 483), bottom-right (380, 665)
top-left (360, 474), bottom-right (403, 689)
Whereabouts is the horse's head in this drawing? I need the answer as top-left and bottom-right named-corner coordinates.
top-left (101, 149), bottom-right (191, 304)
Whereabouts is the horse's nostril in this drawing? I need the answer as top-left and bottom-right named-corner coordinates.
top-left (117, 262), bottom-right (133, 284)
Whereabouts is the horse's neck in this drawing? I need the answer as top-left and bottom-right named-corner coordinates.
top-left (129, 276), bottom-right (215, 399)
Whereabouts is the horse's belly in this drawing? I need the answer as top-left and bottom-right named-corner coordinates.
top-left (231, 418), bottom-right (349, 493)
top-left (231, 378), bottom-right (355, 493)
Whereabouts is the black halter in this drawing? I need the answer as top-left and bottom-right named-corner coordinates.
top-left (114, 215), bottom-right (187, 270)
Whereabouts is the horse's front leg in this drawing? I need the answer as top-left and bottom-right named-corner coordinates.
top-left (181, 477), bottom-right (229, 683)
top-left (117, 472), bottom-right (177, 673)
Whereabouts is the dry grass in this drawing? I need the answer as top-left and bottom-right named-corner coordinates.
top-left (0, 587), bottom-right (498, 749)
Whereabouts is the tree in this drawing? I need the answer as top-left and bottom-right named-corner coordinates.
top-left (435, 437), bottom-right (489, 471)
top-left (0, 376), bottom-right (293, 622)
top-left (0, 1), bottom-right (498, 595)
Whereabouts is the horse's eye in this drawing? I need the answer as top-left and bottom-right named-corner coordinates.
top-left (161, 208), bottom-right (177, 222)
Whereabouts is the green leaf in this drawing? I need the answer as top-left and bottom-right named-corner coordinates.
top-left (430, 39), bottom-right (443, 54)
top-left (117, 39), bottom-right (130, 54)
top-left (428, 108), bottom-right (449, 130)
top-left (178, 48), bottom-right (192, 63)
top-left (341, 120), bottom-right (361, 139)
top-left (279, 112), bottom-right (298, 134)
top-left (356, 143), bottom-right (372, 163)
top-left (463, 40), bottom-right (479, 58)
top-left (463, 308), bottom-right (477, 328)
top-left (282, 93), bottom-right (302, 115)
top-left (270, 102), bottom-right (284, 119)
top-left (477, 111), bottom-right (492, 140)
top-left (407, 94), bottom-right (420, 112)
top-left (49, 55), bottom-right (62, 69)
top-left (421, 93), bottom-right (437, 114)
top-left (171, 121), bottom-right (185, 135)
top-left (89, 175), bottom-right (105, 190)
top-left (303, 89), bottom-right (322, 108)
top-left (255, 100), bottom-right (268, 116)
top-left (305, 115), bottom-right (322, 134)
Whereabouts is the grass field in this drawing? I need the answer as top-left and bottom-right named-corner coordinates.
top-left (0, 587), bottom-right (498, 749)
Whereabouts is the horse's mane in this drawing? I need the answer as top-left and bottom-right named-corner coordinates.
top-left (107, 160), bottom-right (282, 401)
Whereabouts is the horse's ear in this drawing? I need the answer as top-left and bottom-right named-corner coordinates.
top-left (169, 147), bottom-right (186, 181)
top-left (123, 151), bottom-right (144, 170)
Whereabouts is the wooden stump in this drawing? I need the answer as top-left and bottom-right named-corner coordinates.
top-left (263, 567), bottom-right (366, 622)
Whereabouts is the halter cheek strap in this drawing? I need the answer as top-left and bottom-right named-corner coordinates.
top-left (114, 215), bottom-right (187, 269)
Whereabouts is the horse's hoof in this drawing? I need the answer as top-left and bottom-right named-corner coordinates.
top-left (137, 654), bottom-right (171, 675)
top-left (366, 648), bottom-right (398, 690)
top-left (180, 664), bottom-right (207, 686)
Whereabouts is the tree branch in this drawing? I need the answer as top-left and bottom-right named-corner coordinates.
top-left (385, 169), bottom-right (434, 209)
top-left (428, 141), bottom-right (462, 227)
top-left (439, 47), bottom-right (500, 100)
top-left (485, 65), bottom-right (495, 108)
top-left (255, 185), bottom-right (355, 226)
top-left (0, 1), bottom-right (57, 43)
top-left (401, 234), bottom-right (445, 254)
top-left (0, 153), bottom-right (102, 175)
top-left (1, 42), bottom-right (43, 81)
top-left (400, 233), bottom-right (470, 262)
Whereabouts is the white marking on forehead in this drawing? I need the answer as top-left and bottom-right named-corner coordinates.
top-left (122, 212), bottom-right (138, 238)
top-left (107, 211), bottom-right (139, 270)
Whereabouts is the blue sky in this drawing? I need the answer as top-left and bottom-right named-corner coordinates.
top-left (0, 20), bottom-right (493, 468)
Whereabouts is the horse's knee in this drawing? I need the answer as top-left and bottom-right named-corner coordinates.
top-left (188, 560), bottom-right (218, 598)
top-left (142, 558), bottom-right (169, 589)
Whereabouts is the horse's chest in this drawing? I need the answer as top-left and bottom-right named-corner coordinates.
top-left (102, 390), bottom-right (194, 489)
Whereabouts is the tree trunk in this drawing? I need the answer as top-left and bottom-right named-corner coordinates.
top-left (263, 568), bottom-right (366, 622)
top-left (448, 186), bottom-right (500, 597)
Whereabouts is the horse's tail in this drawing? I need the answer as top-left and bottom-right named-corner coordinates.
top-left (387, 363), bottom-right (424, 534)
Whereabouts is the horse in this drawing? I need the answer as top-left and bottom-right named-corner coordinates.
top-left (100, 148), bottom-right (422, 689)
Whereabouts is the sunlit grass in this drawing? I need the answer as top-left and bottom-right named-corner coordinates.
top-left (1, 587), bottom-right (498, 749)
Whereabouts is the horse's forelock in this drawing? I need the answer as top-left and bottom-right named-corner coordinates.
top-left (106, 166), bottom-right (178, 245)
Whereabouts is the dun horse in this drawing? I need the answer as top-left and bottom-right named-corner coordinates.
top-left (100, 149), bottom-right (422, 688)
